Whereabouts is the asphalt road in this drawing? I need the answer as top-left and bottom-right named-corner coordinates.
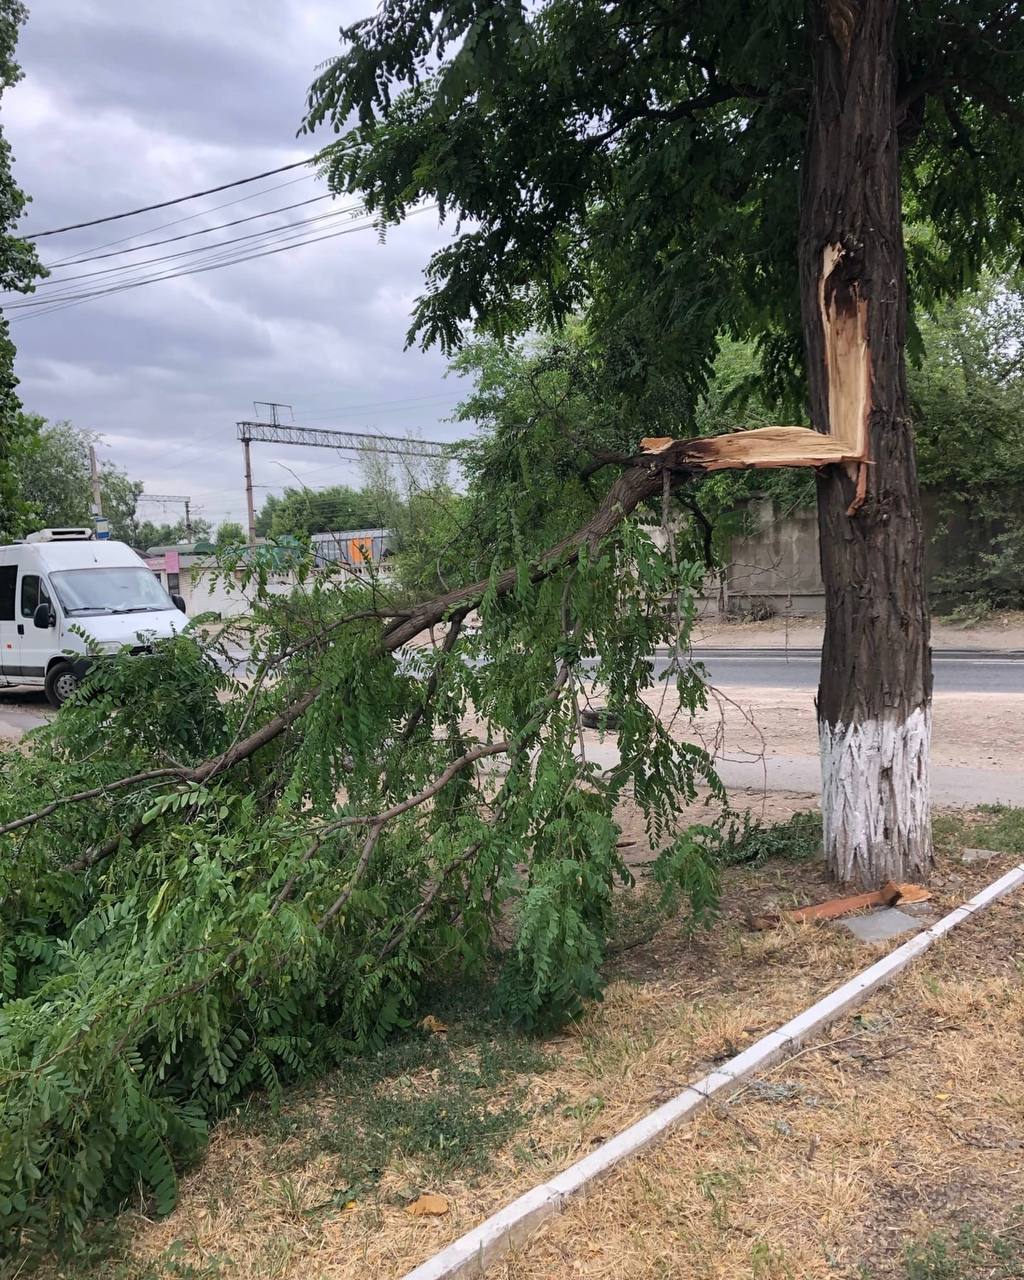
top-left (675, 649), bottom-right (1024, 694)
top-left (2, 649), bottom-right (1022, 736)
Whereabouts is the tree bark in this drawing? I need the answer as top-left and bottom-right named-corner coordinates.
top-left (799, 0), bottom-right (933, 886)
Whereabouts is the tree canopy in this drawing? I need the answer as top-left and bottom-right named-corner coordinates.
top-left (215, 520), bottom-right (246, 547)
top-left (305, 1), bottom-right (1024, 411)
top-left (254, 484), bottom-right (386, 540)
top-left (1, 377), bottom-right (720, 1246)
top-left (10, 417), bottom-right (144, 543)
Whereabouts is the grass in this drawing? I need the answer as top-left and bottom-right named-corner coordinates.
top-left (254, 982), bottom-right (551, 1191)
top-left (716, 809), bottom-right (822, 867)
top-left (893, 1217), bottom-right (1024, 1279)
top-left (609, 808), bottom-right (822, 953)
top-left (932, 805), bottom-right (1024, 860)
top-left (20, 811), bottom-right (1024, 1280)
top-left (497, 894), bottom-right (1024, 1279)
top-left (17, 980), bottom-right (551, 1280)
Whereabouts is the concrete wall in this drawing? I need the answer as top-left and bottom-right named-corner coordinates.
top-left (716, 495), bottom-right (825, 617)
top-left (702, 491), bottom-right (1021, 617)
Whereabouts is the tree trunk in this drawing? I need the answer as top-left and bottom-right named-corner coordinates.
top-left (799, 0), bottom-right (933, 886)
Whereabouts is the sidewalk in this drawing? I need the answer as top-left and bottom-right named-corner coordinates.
top-left (581, 740), bottom-right (1024, 808)
top-left (690, 612), bottom-right (1024, 653)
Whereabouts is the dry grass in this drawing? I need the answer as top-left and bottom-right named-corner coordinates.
top-left (30, 830), bottom-right (1023, 1280)
top-left (499, 895), bottom-right (1024, 1280)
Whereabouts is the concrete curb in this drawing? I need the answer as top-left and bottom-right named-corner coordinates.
top-left (676, 647), bottom-right (1024, 661)
top-left (400, 862), bottom-right (1024, 1280)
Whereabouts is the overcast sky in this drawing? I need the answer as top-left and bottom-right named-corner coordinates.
top-left (4, 0), bottom-right (468, 530)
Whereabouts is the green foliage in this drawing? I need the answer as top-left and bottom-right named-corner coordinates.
top-left (692, 279), bottom-right (1024, 606)
top-left (255, 484), bottom-right (385, 540)
top-left (357, 448), bottom-right (466, 595)
top-left (213, 521), bottom-right (245, 547)
top-left (910, 276), bottom-right (1024, 610)
top-left (0, 0), bottom-right (45, 542)
top-left (931, 805), bottom-right (1024, 861)
top-left (0, 344), bottom-right (725, 1250)
top-left (716, 810), bottom-right (823, 868)
top-left (134, 516), bottom-right (212, 551)
top-left (305, 1), bottom-right (1024, 414)
top-left (8, 417), bottom-right (145, 542)
top-left (890, 1217), bottom-right (1024, 1280)
top-left (264, 981), bottom-right (551, 1190)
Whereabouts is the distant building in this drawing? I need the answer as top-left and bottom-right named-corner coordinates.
top-left (143, 543), bottom-right (296, 619)
top-left (310, 528), bottom-right (395, 577)
top-left (143, 530), bottom-right (395, 619)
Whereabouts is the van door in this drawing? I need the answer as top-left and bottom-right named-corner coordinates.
top-left (15, 572), bottom-right (53, 682)
top-left (0, 563), bottom-right (17, 682)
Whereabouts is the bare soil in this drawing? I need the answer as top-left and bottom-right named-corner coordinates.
top-left (691, 609), bottom-right (1024, 652)
top-left (594, 683), bottom-right (1024, 773)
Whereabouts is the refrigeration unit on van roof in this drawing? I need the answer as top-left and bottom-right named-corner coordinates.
top-left (24, 528), bottom-right (94, 543)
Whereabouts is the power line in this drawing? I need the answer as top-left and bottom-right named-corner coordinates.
top-left (22, 157), bottom-right (317, 239)
top-left (46, 172), bottom-right (316, 267)
top-left (296, 391), bottom-right (460, 420)
top-left (8, 211), bottom-right (386, 311)
top-left (8, 206), bottom-right (437, 321)
top-left (31, 205), bottom-right (365, 289)
top-left (8, 216), bottom-right (379, 316)
top-left (46, 194), bottom-right (336, 268)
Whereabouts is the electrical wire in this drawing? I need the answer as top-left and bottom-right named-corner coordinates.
top-left (45, 172), bottom-right (318, 268)
top-left (22, 157), bottom-right (317, 238)
top-left (9, 212), bottom-right (382, 311)
top-left (31, 204), bottom-right (368, 289)
top-left (9, 204), bottom-right (407, 309)
top-left (45, 194), bottom-right (336, 268)
top-left (8, 205), bottom-right (437, 321)
top-left (295, 391), bottom-right (460, 419)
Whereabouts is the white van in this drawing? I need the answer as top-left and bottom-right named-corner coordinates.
top-left (0, 528), bottom-right (188, 706)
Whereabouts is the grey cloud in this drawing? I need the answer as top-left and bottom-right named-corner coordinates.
top-left (6, 2), bottom-right (468, 527)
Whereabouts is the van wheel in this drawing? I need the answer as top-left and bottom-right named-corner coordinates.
top-left (45, 661), bottom-right (80, 708)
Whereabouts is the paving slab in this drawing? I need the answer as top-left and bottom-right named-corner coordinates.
top-left (962, 847), bottom-right (1003, 864)
top-left (839, 907), bottom-right (925, 943)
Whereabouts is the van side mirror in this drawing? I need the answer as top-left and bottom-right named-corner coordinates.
top-left (171, 594), bottom-right (186, 614)
top-left (33, 602), bottom-right (55, 629)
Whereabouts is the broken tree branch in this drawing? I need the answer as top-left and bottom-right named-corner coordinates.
top-left (9, 419), bottom-right (844, 858)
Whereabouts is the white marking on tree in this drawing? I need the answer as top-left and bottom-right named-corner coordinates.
top-left (820, 706), bottom-right (932, 885)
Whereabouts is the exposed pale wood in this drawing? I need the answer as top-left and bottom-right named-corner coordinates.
top-left (818, 242), bottom-right (871, 459)
top-left (640, 424), bottom-right (858, 471)
top-left (641, 240), bottom-right (872, 481)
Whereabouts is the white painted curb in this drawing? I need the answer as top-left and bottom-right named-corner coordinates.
top-left (401, 862), bottom-right (1024, 1280)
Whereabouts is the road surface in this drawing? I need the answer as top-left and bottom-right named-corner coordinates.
top-left (674, 649), bottom-right (1024, 694)
top-left (4, 649), bottom-right (1024, 806)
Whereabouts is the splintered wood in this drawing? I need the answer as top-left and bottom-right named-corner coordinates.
top-left (746, 880), bottom-right (933, 931)
top-left (642, 245), bottom-right (871, 476)
top-left (640, 424), bottom-right (856, 471)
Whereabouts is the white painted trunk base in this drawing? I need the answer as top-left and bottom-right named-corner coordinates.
top-left (820, 705), bottom-right (932, 885)
top-left (399, 862), bottom-right (1024, 1280)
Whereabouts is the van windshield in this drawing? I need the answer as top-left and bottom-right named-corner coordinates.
top-left (49, 567), bottom-right (175, 616)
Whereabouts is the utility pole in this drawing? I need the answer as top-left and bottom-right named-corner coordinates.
top-left (137, 495), bottom-right (194, 544)
top-left (88, 444), bottom-right (109, 540)
top-left (238, 401), bottom-right (451, 545)
top-left (242, 433), bottom-right (257, 544)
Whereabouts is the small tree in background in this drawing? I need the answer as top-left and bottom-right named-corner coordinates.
top-left (215, 520), bottom-right (246, 547)
top-left (10, 417), bottom-right (143, 541)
